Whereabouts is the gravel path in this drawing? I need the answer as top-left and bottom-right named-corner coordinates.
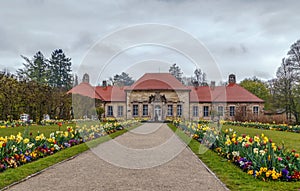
top-left (6, 123), bottom-right (228, 191)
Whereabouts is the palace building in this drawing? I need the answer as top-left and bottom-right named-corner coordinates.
top-left (68, 73), bottom-right (264, 121)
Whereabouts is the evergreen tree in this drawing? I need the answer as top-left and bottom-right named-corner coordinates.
top-left (49, 49), bottom-right (72, 90)
top-left (17, 51), bottom-right (49, 84)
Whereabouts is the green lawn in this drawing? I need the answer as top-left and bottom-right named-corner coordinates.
top-left (223, 124), bottom-right (300, 152)
top-left (0, 123), bottom-right (74, 137)
top-left (169, 123), bottom-right (300, 191)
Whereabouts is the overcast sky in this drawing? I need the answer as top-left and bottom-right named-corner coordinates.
top-left (0, 0), bottom-right (299, 84)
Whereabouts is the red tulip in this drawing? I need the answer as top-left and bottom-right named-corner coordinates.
top-left (249, 138), bottom-right (253, 143)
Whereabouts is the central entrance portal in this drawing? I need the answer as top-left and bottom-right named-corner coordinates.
top-left (154, 105), bottom-right (162, 121)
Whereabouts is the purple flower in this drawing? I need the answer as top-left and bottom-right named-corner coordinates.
top-left (282, 168), bottom-right (289, 176)
top-left (63, 142), bottom-right (71, 147)
top-left (25, 156), bottom-right (31, 162)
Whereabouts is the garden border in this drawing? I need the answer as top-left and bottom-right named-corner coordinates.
top-left (1, 154), bottom-right (80, 191)
top-left (167, 123), bottom-right (229, 191)
top-left (0, 123), bottom-right (141, 190)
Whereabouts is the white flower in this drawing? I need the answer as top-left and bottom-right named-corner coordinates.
top-left (239, 161), bottom-right (245, 166)
top-left (259, 150), bottom-right (266, 156)
top-left (54, 144), bottom-right (60, 150)
top-left (232, 151), bottom-right (240, 157)
top-left (253, 148), bottom-right (259, 154)
top-left (27, 143), bottom-right (34, 149)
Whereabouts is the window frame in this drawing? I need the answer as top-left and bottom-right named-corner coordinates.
top-left (142, 104), bottom-right (148, 116)
top-left (253, 106), bottom-right (259, 115)
top-left (217, 106), bottom-right (224, 116)
top-left (177, 104), bottom-right (182, 117)
top-left (203, 106), bottom-right (209, 117)
top-left (167, 105), bottom-right (173, 116)
top-left (107, 105), bottom-right (113, 116)
top-left (132, 104), bottom-right (139, 116)
top-left (117, 105), bottom-right (123, 117)
top-left (229, 106), bottom-right (235, 116)
top-left (192, 106), bottom-right (199, 117)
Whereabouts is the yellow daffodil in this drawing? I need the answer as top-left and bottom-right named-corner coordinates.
top-left (254, 136), bottom-right (260, 143)
top-left (237, 136), bottom-right (243, 143)
top-left (23, 138), bottom-right (30, 144)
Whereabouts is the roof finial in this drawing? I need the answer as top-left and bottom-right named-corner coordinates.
top-left (228, 74), bottom-right (236, 84)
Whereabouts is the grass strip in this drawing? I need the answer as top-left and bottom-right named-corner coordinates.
top-left (223, 124), bottom-right (300, 151)
top-left (0, 124), bottom-right (138, 189)
top-left (168, 123), bottom-right (300, 191)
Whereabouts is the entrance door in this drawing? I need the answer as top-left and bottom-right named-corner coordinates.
top-left (154, 105), bottom-right (162, 121)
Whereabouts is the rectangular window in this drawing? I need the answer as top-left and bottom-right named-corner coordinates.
top-left (217, 106), bottom-right (223, 116)
top-left (253, 106), bottom-right (259, 115)
top-left (242, 106), bottom-right (247, 116)
top-left (107, 106), bottom-right (113, 116)
top-left (177, 105), bottom-right (182, 116)
top-left (229, 106), bottom-right (235, 116)
top-left (142, 105), bottom-right (148, 116)
top-left (193, 106), bottom-right (198, 117)
top-left (133, 105), bottom-right (138, 116)
top-left (167, 105), bottom-right (173, 116)
top-left (203, 106), bottom-right (209, 117)
top-left (117, 106), bottom-right (123, 117)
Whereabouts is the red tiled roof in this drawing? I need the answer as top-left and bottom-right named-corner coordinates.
top-left (67, 82), bottom-right (102, 99)
top-left (67, 73), bottom-right (264, 103)
top-left (190, 84), bottom-right (264, 103)
top-left (126, 73), bottom-right (189, 90)
top-left (225, 83), bottom-right (264, 102)
top-left (95, 86), bottom-right (126, 102)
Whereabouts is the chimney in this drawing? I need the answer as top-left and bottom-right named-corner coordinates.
top-left (82, 73), bottom-right (90, 83)
top-left (102, 80), bottom-right (107, 87)
top-left (228, 74), bottom-right (236, 84)
top-left (210, 81), bottom-right (215, 90)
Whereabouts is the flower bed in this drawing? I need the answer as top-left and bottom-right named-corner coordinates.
top-left (224, 121), bottom-right (300, 133)
top-left (0, 120), bottom-right (32, 128)
top-left (0, 120), bottom-right (139, 173)
top-left (173, 120), bottom-right (300, 181)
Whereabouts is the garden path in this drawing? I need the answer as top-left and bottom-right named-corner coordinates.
top-left (7, 123), bottom-right (228, 191)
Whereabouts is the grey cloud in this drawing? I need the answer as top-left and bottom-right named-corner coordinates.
top-left (0, 0), bottom-right (300, 82)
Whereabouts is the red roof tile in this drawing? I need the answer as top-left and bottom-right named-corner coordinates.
top-left (67, 82), bottom-right (102, 99)
top-left (126, 73), bottom-right (189, 90)
top-left (68, 73), bottom-right (264, 103)
top-left (225, 83), bottom-right (264, 103)
top-left (190, 84), bottom-right (264, 103)
top-left (95, 86), bottom-right (126, 102)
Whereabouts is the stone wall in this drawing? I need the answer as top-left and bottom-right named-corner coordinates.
top-left (105, 91), bottom-right (264, 122)
top-left (125, 90), bottom-right (190, 120)
top-left (189, 102), bottom-right (264, 121)
top-left (105, 102), bottom-right (126, 120)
